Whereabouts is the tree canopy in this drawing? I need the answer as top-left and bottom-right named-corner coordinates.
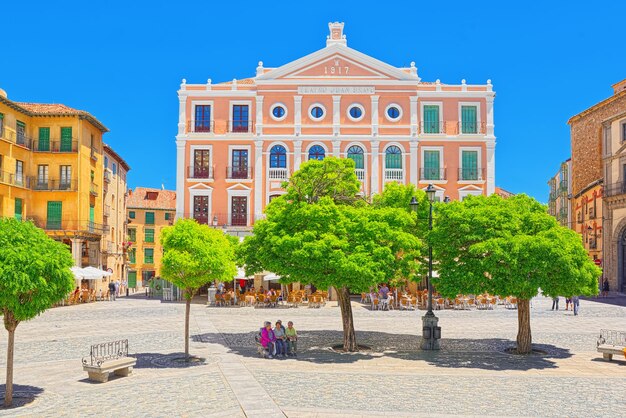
top-left (240, 158), bottom-right (422, 351)
top-left (161, 218), bottom-right (237, 357)
top-left (0, 217), bottom-right (74, 406)
top-left (429, 194), bottom-right (600, 353)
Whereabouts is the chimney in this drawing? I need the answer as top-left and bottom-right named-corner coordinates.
top-left (612, 79), bottom-right (626, 95)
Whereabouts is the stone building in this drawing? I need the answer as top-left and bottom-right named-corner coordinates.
top-left (547, 159), bottom-right (571, 228)
top-left (568, 79), bottom-right (626, 292)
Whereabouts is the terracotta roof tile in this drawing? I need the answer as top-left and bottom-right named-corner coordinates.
top-left (16, 102), bottom-right (82, 114)
top-left (127, 187), bottom-right (176, 210)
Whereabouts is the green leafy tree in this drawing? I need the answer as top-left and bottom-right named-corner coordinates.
top-left (429, 194), bottom-right (600, 354)
top-left (0, 218), bottom-right (74, 406)
top-left (160, 219), bottom-right (237, 358)
top-left (240, 158), bottom-right (421, 351)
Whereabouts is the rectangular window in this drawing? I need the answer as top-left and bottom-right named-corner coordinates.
top-left (60, 127), bottom-right (72, 152)
top-left (15, 160), bottom-right (23, 186)
top-left (112, 163), bottom-right (117, 176)
top-left (129, 211), bottom-right (136, 219)
top-left (89, 205), bottom-right (95, 228)
top-left (195, 105), bottom-right (211, 132)
top-left (165, 213), bottom-right (171, 221)
top-left (193, 196), bottom-right (209, 224)
top-left (461, 150), bottom-right (479, 180)
top-left (37, 165), bottom-right (49, 189)
top-left (423, 105), bottom-right (440, 134)
top-left (60, 165), bottom-right (72, 189)
top-left (145, 212), bottom-right (155, 225)
top-left (461, 106), bottom-right (478, 134)
top-left (622, 122), bottom-right (626, 142)
top-left (232, 105), bottom-right (249, 132)
top-left (423, 150), bottom-right (441, 180)
top-left (144, 248), bottom-right (154, 264)
top-left (0, 113), bottom-right (3, 137)
top-left (128, 228), bottom-right (136, 242)
top-left (193, 149), bottom-right (211, 178)
top-left (38, 127), bottom-right (50, 151)
top-left (47, 201), bottom-right (62, 230)
top-left (231, 149), bottom-right (249, 178)
top-left (104, 155), bottom-right (109, 169)
top-left (16, 121), bottom-right (26, 146)
top-left (128, 249), bottom-right (136, 264)
top-left (14, 198), bottom-right (23, 221)
top-left (145, 228), bottom-right (155, 243)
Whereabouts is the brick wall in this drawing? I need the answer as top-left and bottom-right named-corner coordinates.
top-left (570, 91), bottom-right (626, 196)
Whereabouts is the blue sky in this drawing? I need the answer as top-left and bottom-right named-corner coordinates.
top-left (2, 0), bottom-right (624, 202)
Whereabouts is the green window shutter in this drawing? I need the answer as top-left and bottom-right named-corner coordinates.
top-left (164, 213), bottom-right (170, 221)
top-left (46, 201), bottom-right (62, 229)
top-left (424, 150), bottom-right (440, 180)
top-left (145, 212), bottom-right (155, 225)
top-left (14, 198), bottom-right (23, 221)
top-left (129, 211), bottom-right (135, 219)
top-left (461, 106), bottom-right (477, 134)
top-left (424, 106), bottom-right (440, 133)
top-left (129, 249), bottom-right (136, 264)
top-left (128, 228), bottom-right (136, 242)
top-left (145, 228), bottom-right (154, 243)
top-left (145, 248), bottom-right (154, 264)
top-left (60, 127), bottom-right (72, 152)
top-left (127, 271), bottom-right (137, 288)
top-left (348, 153), bottom-right (364, 169)
top-left (89, 205), bottom-right (95, 223)
top-left (38, 127), bottom-right (50, 151)
top-left (461, 151), bottom-right (478, 180)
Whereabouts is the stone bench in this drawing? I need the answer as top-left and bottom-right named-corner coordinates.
top-left (596, 329), bottom-right (626, 362)
top-left (83, 357), bottom-right (137, 382)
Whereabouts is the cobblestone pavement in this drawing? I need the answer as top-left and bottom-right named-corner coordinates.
top-left (0, 296), bottom-right (624, 417)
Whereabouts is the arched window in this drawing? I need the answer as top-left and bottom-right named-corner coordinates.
top-left (385, 145), bottom-right (402, 169)
top-left (308, 145), bottom-right (325, 161)
top-left (347, 145), bottom-right (364, 169)
top-left (270, 145), bottom-right (287, 168)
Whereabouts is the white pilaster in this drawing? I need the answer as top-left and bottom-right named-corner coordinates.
top-left (409, 140), bottom-right (418, 185)
top-left (294, 96), bottom-right (302, 136)
top-left (410, 96), bottom-right (418, 137)
top-left (178, 95), bottom-right (186, 135)
top-left (293, 140), bottom-right (302, 171)
top-left (175, 138), bottom-right (186, 219)
top-left (255, 96), bottom-right (264, 136)
top-left (486, 94), bottom-right (495, 137)
top-left (332, 95), bottom-right (341, 136)
top-left (254, 140), bottom-right (264, 220)
top-left (332, 139), bottom-right (341, 158)
top-left (371, 140), bottom-right (380, 195)
top-left (71, 238), bottom-right (83, 267)
top-left (371, 95), bottom-right (379, 136)
top-left (486, 140), bottom-right (496, 196)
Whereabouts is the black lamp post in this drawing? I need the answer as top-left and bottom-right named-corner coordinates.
top-left (410, 184), bottom-right (441, 350)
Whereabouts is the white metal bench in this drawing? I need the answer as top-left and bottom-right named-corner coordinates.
top-left (596, 329), bottom-right (626, 362)
top-left (82, 339), bottom-right (136, 382)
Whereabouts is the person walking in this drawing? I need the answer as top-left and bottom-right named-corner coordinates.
top-left (551, 296), bottom-right (559, 311)
top-left (602, 278), bottom-right (609, 298)
top-left (572, 295), bottom-right (580, 316)
top-left (108, 281), bottom-right (116, 301)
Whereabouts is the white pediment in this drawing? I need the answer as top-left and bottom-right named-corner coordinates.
top-left (256, 44), bottom-right (419, 83)
top-left (188, 183), bottom-right (213, 190)
top-left (457, 184), bottom-right (484, 191)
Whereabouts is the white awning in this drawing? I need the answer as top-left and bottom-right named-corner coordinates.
top-left (263, 273), bottom-right (281, 282)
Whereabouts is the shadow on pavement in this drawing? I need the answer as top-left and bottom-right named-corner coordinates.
top-left (582, 295), bottom-right (626, 307)
top-left (192, 330), bottom-right (572, 371)
top-left (0, 384), bottom-right (44, 410)
top-left (132, 352), bottom-right (211, 369)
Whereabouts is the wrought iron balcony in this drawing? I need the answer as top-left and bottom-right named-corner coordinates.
top-left (420, 168), bottom-right (446, 181)
top-left (29, 178), bottom-right (77, 191)
top-left (187, 165), bottom-right (214, 179)
top-left (604, 182), bottom-right (626, 197)
top-left (90, 147), bottom-right (98, 161)
top-left (229, 120), bottom-right (253, 133)
top-left (27, 217), bottom-right (106, 234)
top-left (226, 166), bottom-right (252, 180)
top-left (187, 120), bottom-right (214, 133)
top-left (458, 168), bottom-right (486, 181)
top-left (32, 139), bottom-right (79, 153)
top-left (0, 172), bottom-right (31, 188)
top-left (559, 180), bottom-right (568, 192)
top-left (90, 183), bottom-right (99, 196)
top-left (420, 121), bottom-right (445, 134)
top-left (104, 170), bottom-right (111, 183)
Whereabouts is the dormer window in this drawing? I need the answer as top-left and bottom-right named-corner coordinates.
top-left (146, 192), bottom-right (158, 200)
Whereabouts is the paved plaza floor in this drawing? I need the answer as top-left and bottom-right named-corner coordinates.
top-left (1, 295), bottom-right (625, 417)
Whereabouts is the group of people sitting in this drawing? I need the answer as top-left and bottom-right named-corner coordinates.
top-left (258, 320), bottom-right (297, 359)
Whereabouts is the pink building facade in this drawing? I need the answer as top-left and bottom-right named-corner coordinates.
top-left (176, 23), bottom-right (496, 230)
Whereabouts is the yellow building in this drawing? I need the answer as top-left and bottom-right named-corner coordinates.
top-left (102, 145), bottom-right (131, 287)
top-left (0, 89), bottom-right (107, 269)
top-left (126, 187), bottom-right (176, 289)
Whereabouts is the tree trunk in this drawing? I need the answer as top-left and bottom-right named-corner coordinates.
top-left (184, 291), bottom-right (191, 359)
top-left (516, 298), bottom-right (532, 354)
top-left (4, 312), bottom-right (17, 407)
top-left (335, 286), bottom-right (358, 352)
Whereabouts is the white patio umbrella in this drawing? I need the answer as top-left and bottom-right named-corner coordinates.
top-left (81, 266), bottom-right (113, 279)
top-left (263, 273), bottom-right (281, 282)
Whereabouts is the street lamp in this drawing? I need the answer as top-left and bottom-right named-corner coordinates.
top-left (410, 183), bottom-right (441, 350)
top-left (212, 216), bottom-right (218, 228)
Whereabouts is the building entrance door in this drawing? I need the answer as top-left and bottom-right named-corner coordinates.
top-left (620, 231), bottom-right (626, 292)
top-left (231, 196), bottom-right (247, 226)
top-left (193, 196), bottom-right (209, 224)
